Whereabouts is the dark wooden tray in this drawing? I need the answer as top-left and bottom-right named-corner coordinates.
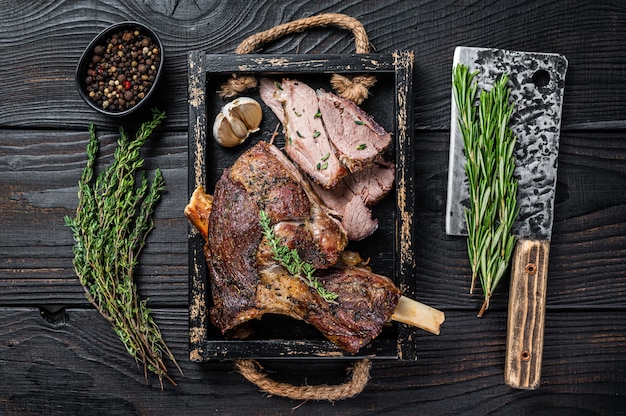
top-left (187, 51), bottom-right (418, 361)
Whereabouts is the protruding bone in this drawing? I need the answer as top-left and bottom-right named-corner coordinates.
top-left (392, 295), bottom-right (445, 335)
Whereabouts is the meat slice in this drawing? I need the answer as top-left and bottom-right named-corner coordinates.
top-left (312, 159), bottom-right (395, 211)
top-left (258, 78), bottom-right (285, 123)
top-left (317, 89), bottom-right (392, 173)
top-left (185, 141), bottom-right (403, 353)
top-left (341, 195), bottom-right (378, 241)
top-left (346, 159), bottom-right (396, 205)
top-left (310, 160), bottom-right (395, 240)
top-left (259, 78), bottom-right (348, 189)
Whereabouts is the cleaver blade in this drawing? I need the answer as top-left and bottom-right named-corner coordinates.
top-left (445, 46), bottom-right (568, 390)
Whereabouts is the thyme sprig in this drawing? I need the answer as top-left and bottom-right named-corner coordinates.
top-left (65, 109), bottom-right (182, 387)
top-left (453, 64), bottom-right (519, 317)
top-left (259, 210), bottom-right (339, 303)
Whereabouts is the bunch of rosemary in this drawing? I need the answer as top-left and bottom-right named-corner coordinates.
top-left (259, 210), bottom-right (339, 303)
top-left (65, 109), bottom-right (182, 387)
top-left (452, 65), bottom-right (519, 317)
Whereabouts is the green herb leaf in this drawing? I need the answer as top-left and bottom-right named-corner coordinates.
top-left (296, 131), bottom-right (304, 138)
top-left (355, 120), bottom-right (364, 125)
top-left (65, 109), bottom-right (182, 387)
top-left (453, 64), bottom-right (519, 318)
top-left (313, 130), bottom-right (321, 138)
top-left (259, 210), bottom-right (338, 303)
top-left (357, 143), bottom-right (367, 150)
top-left (314, 110), bottom-right (322, 118)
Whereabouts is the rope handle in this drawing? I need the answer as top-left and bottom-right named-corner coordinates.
top-left (235, 359), bottom-right (371, 401)
top-left (219, 13), bottom-right (377, 104)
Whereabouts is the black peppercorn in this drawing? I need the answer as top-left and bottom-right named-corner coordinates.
top-left (83, 28), bottom-right (161, 113)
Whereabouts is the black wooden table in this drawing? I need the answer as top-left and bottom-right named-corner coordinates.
top-left (1, 1), bottom-right (625, 415)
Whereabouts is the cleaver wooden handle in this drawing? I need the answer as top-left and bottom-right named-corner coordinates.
top-left (505, 238), bottom-right (550, 390)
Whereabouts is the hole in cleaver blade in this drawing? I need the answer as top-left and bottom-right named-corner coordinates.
top-left (445, 46), bottom-right (568, 241)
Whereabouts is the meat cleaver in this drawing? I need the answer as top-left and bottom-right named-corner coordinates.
top-left (446, 46), bottom-right (567, 389)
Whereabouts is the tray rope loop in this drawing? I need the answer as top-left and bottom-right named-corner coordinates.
top-left (235, 359), bottom-right (372, 402)
top-left (219, 13), bottom-right (377, 104)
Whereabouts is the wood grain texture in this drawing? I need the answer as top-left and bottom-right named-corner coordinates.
top-left (1, 0), bottom-right (625, 414)
top-left (1, 308), bottom-right (624, 415)
top-left (505, 238), bottom-right (550, 390)
top-left (0, 1), bottom-right (625, 130)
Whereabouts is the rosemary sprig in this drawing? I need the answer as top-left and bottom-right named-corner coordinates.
top-left (259, 210), bottom-right (339, 303)
top-left (453, 64), bottom-right (519, 317)
top-left (65, 108), bottom-right (182, 387)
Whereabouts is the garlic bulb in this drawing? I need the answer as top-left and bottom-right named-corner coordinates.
top-left (213, 97), bottom-right (263, 147)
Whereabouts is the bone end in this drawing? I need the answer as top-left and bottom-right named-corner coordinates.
top-left (392, 295), bottom-right (445, 335)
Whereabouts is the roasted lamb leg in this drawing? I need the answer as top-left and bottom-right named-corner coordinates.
top-left (185, 142), bottom-right (443, 353)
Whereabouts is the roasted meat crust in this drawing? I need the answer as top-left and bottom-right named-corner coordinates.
top-left (185, 142), bottom-right (401, 353)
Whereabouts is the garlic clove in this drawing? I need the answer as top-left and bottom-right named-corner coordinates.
top-left (213, 112), bottom-right (244, 148)
top-left (213, 97), bottom-right (263, 148)
top-left (229, 98), bottom-right (262, 132)
top-left (227, 117), bottom-right (250, 139)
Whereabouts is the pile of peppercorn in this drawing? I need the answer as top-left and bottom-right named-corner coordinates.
top-left (83, 29), bottom-right (160, 113)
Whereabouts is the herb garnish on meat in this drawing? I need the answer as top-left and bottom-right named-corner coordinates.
top-left (259, 210), bottom-right (338, 303)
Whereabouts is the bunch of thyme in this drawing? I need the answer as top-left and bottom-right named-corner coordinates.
top-left (453, 65), bottom-right (519, 317)
top-left (65, 108), bottom-right (182, 387)
top-left (259, 210), bottom-right (339, 303)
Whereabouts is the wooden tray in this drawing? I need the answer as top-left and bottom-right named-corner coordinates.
top-left (187, 51), bottom-right (418, 361)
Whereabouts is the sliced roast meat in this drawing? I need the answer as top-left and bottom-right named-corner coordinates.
top-left (317, 89), bottom-right (392, 173)
top-left (259, 78), bottom-right (348, 189)
top-left (310, 179), bottom-right (353, 214)
top-left (258, 77), bottom-right (395, 240)
top-left (258, 78), bottom-right (285, 123)
top-left (347, 158), bottom-right (395, 205)
top-left (341, 195), bottom-right (378, 241)
top-left (310, 160), bottom-right (395, 240)
top-left (312, 160), bottom-right (395, 209)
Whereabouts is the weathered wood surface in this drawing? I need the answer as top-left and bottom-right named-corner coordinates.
top-left (1, 0), bottom-right (625, 414)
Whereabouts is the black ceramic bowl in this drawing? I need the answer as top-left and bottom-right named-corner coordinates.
top-left (76, 21), bottom-right (164, 117)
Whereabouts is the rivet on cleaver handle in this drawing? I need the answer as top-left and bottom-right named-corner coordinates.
top-left (445, 47), bottom-right (567, 390)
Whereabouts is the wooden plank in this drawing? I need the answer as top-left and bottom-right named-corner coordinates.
top-left (1, 129), bottom-right (626, 310)
top-left (0, 1), bottom-right (625, 130)
top-left (0, 128), bottom-right (190, 307)
top-left (0, 308), bottom-right (624, 415)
